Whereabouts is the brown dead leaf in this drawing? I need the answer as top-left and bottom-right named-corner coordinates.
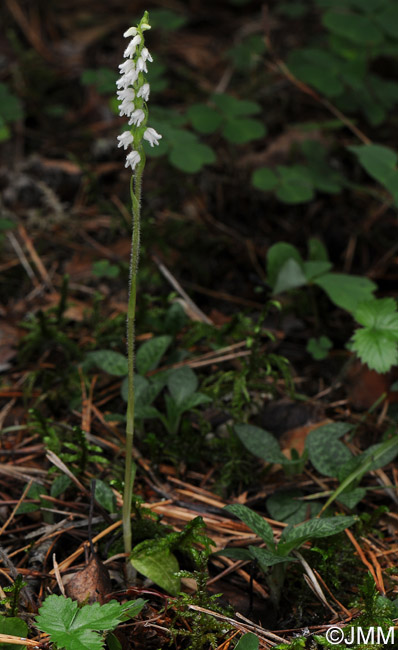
top-left (64, 553), bottom-right (112, 604)
top-left (344, 359), bottom-right (398, 410)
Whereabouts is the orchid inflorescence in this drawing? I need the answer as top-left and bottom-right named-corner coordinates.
top-left (117, 12), bottom-right (161, 170)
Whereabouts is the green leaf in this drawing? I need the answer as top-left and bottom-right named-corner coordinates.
top-left (278, 516), bottom-right (356, 556)
top-left (352, 299), bottom-right (398, 372)
top-left (273, 259), bottom-right (308, 294)
top-left (322, 10), bottom-right (383, 44)
top-left (266, 242), bottom-right (304, 289)
top-left (136, 336), bottom-right (172, 375)
top-left (314, 273), bottom-right (377, 313)
top-left (92, 260), bottom-right (119, 279)
top-left (36, 595), bottom-right (128, 650)
top-left (248, 546), bottom-right (294, 570)
top-left (337, 487), bottom-right (367, 509)
top-left (234, 632), bottom-right (260, 650)
top-left (351, 329), bottom-right (398, 373)
top-left (321, 435), bottom-right (398, 513)
top-left (149, 8), bottom-right (187, 30)
top-left (222, 117), bottom-right (266, 144)
top-left (302, 261), bottom-right (333, 281)
top-left (51, 475), bottom-right (72, 498)
top-left (306, 336), bottom-right (333, 360)
top-left (306, 423), bottom-right (353, 477)
top-left (234, 424), bottom-right (286, 464)
top-left (169, 141), bottom-right (216, 173)
top-left (0, 83), bottom-right (23, 123)
top-left (176, 392), bottom-right (212, 412)
top-left (167, 367), bottom-right (198, 405)
top-left (376, 5), bottom-right (398, 39)
top-left (348, 144), bottom-right (398, 201)
top-left (211, 94), bottom-right (262, 117)
top-left (94, 479), bottom-right (116, 513)
top-left (0, 615), bottom-right (28, 650)
top-left (214, 547), bottom-right (253, 562)
top-left (187, 104), bottom-right (223, 134)
top-left (251, 167), bottom-right (279, 192)
top-left (267, 489), bottom-right (322, 524)
top-left (227, 35), bottom-right (266, 70)
top-left (0, 218), bottom-right (16, 232)
top-left (81, 68), bottom-right (118, 94)
top-left (225, 503), bottom-right (275, 548)
top-left (85, 350), bottom-right (128, 376)
top-left (308, 238), bottom-right (329, 262)
top-left (130, 546), bottom-right (180, 596)
top-left (275, 165), bottom-right (314, 203)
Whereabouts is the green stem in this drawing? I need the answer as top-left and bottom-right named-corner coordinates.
top-left (122, 157), bottom-right (144, 564)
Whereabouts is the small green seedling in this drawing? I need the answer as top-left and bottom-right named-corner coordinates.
top-left (219, 504), bottom-right (356, 609)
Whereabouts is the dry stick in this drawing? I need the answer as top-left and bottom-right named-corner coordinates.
top-left (152, 255), bottom-right (213, 324)
top-left (0, 480), bottom-right (33, 537)
top-left (17, 223), bottom-right (53, 289)
top-left (344, 528), bottom-right (379, 586)
top-left (7, 232), bottom-right (38, 286)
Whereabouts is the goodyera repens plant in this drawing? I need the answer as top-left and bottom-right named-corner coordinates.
top-left (117, 12), bottom-right (162, 566)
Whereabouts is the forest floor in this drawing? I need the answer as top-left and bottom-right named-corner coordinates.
top-left (1, 1), bottom-right (398, 649)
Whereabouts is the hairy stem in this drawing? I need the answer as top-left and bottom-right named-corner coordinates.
top-left (123, 160), bottom-right (144, 563)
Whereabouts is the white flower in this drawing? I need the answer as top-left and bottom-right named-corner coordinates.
top-left (143, 127), bottom-right (162, 147)
top-left (124, 34), bottom-right (141, 58)
top-left (119, 59), bottom-right (135, 74)
top-left (117, 88), bottom-right (135, 102)
top-left (141, 47), bottom-right (153, 63)
top-left (119, 99), bottom-right (135, 117)
top-left (125, 150), bottom-right (141, 170)
top-left (117, 131), bottom-right (134, 150)
top-left (141, 23), bottom-right (151, 31)
top-left (123, 26), bottom-right (138, 38)
top-left (137, 83), bottom-right (150, 101)
top-left (136, 57), bottom-right (148, 73)
top-left (128, 109), bottom-right (145, 126)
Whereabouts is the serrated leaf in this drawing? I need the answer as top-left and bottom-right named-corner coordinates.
top-left (130, 546), bottom-right (180, 596)
top-left (351, 328), bottom-right (398, 373)
top-left (225, 503), bottom-right (275, 548)
top-left (314, 273), bottom-right (376, 313)
top-left (36, 595), bottom-right (126, 650)
top-left (278, 516), bottom-right (356, 556)
top-left (234, 424), bottom-right (286, 464)
top-left (273, 259), bottom-right (308, 294)
top-left (167, 366), bottom-right (198, 405)
top-left (266, 242), bottom-right (304, 289)
top-left (135, 336), bottom-right (172, 375)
